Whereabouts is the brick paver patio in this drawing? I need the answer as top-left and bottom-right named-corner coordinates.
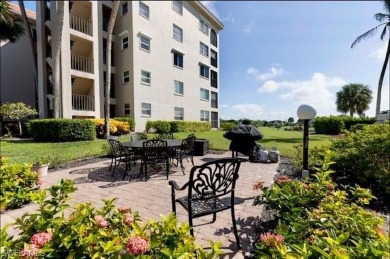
top-left (1, 151), bottom-right (279, 258)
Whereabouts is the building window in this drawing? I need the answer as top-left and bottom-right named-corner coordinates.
top-left (141, 70), bottom-right (151, 85)
top-left (174, 107), bottom-right (184, 120)
top-left (210, 49), bottom-right (217, 67)
top-left (141, 103), bottom-right (151, 116)
top-left (139, 2), bottom-right (149, 19)
top-left (122, 2), bottom-right (128, 15)
top-left (211, 70), bottom-right (218, 88)
top-left (174, 80), bottom-right (183, 95)
top-left (173, 24), bottom-right (183, 42)
top-left (200, 42), bottom-right (209, 57)
top-left (210, 29), bottom-right (218, 47)
top-left (140, 35), bottom-right (150, 52)
top-left (199, 19), bottom-right (209, 35)
top-left (122, 36), bottom-right (128, 50)
top-left (211, 91), bottom-right (218, 108)
top-left (172, 0), bottom-right (183, 15)
top-left (173, 52), bottom-right (183, 68)
top-left (199, 64), bottom-right (209, 79)
top-left (124, 104), bottom-right (130, 115)
top-left (123, 71), bottom-right (130, 84)
top-left (200, 88), bottom-right (209, 101)
top-left (200, 110), bottom-right (209, 121)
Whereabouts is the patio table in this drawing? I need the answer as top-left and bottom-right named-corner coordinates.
top-left (123, 139), bottom-right (182, 149)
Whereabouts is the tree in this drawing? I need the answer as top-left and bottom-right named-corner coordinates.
top-left (336, 83), bottom-right (373, 117)
top-left (288, 117), bottom-right (294, 129)
top-left (351, 0), bottom-right (390, 116)
top-left (52, 1), bottom-right (64, 118)
top-left (104, 1), bottom-right (120, 139)
top-left (0, 0), bottom-right (24, 42)
top-left (0, 102), bottom-right (37, 136)
top-left (18, 0), bottom-right (38, 112)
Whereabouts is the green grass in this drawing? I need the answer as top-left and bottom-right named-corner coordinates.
top-left (1, 127), bottom-right (332, 165)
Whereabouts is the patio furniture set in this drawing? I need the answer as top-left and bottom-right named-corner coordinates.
top-left (106, 133), bottom-right (244, 249)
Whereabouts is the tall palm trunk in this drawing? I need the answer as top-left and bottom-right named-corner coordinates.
top-left (376, 37), bottom-right (390, 116)
top-left (18, 1), bottom-right (38, 112)
top-left (52, 1), bottom-right (64, 118)
top-left (104, 1), bottom-right (120, 138)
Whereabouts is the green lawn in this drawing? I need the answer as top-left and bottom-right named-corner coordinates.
top-left (1, 127), bottom-right (332, 165)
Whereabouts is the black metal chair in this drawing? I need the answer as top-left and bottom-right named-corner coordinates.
top-left (107, 137), bottom-right (134, 180)
top-left (140, 139), bottom-right (170, 180)
top-left (155, 133), bottom-right (174, 139)
top-left (174, 135), bottom-right (195, 174)
top-left (169, 158), bottom-right (242, 249)
top-left (131, 132), bottom-right (148, 141)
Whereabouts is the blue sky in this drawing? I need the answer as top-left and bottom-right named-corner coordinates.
top-left (20, 1), bottom-right (389, 121)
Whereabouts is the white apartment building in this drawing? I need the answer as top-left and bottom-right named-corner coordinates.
top-left (36, 1), bottom-right (223, 132)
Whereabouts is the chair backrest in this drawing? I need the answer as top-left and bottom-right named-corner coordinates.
top-left (187, 158), bottom-right (241, 202)
top-left (156, 133), bottom-right (174, 139)
top-left (131, 133), bottom-right (148, 141)
top-left (108, 137), bottom-right (127, 157)
top-left (142, 139), bottom-right (168, 159)
top-left (181, 135), bottom-right (196, 153)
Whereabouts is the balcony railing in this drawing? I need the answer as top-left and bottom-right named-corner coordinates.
top-left (72, 94), bottom-right (95, 111)
top-left (71, 54), bottom-right (94, 73)
top-left (70, 13), bottom-right (92, 36)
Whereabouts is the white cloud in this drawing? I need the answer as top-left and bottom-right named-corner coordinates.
top-left (242, 20), bottom-right (255, 33)
top-left (370, 42), bottom-right (387, 60)
top-left (220, 14), bottom-right (235, 24)
top-left (201, 1), bottom-right (220, 19)
top-left (247, 65), bottom-right (284, 82)
top-left (230, 104), bottom-right (264, 119)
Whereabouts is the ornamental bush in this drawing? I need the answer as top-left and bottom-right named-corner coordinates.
top-left (313, 116), bottom-right (344, 134)
top-left (1, 179), bottom-right (222, 258)
top-left (253, 154), bottom-right (389, 258)
top-left (146, 121), bottom-right (211, 133)
top-left (0, 157), bottom-right (42, 211)
top-left (220, 122), bottom-right (236, 131)
top-left (89, 118), bottom-right (130, 138)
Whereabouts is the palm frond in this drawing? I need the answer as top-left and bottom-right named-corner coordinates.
top-left (380, 25), bottom-right (388, 40)
top-left (384, 0), bottom-right (390, 13)
top-left (351, 23), bottom-right (388, 48)
top-left (374, 13), bottom-right (390, 22)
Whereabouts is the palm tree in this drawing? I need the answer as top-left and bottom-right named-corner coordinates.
top-left (52, 1), bottom-right (64, 118)
top-left (18, 0), bottom-right (38, 112)
top-left (336, 83), bottom-right (373, 117)
top-left (351, 0), bottom-right (390, 116)
top-left (104, 1), bottom-right (120, 138)
top-left (0, 0), bottom-right (24, 42)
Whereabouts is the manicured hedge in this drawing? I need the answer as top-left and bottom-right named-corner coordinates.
top-left (114, 117), bottom-right (135, 132)
top-left (89, 118), bottom-right (130, 138)
top-left (343, 117), bottom-right (375, 130)
top-left (220, 122), bottom-right (236, 131)
top-left (28, 119), bottom-right (95, 142)
top-left (313, 116), bottom-right (345, 135)
top-left (146, 120), bottom-right (211, 133)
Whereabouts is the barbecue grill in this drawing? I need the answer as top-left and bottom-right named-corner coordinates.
top-left (223, 124), bottom-right (264, 161)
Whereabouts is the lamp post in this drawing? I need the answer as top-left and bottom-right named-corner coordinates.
top-left (297, 104), bottom-right (316, 177)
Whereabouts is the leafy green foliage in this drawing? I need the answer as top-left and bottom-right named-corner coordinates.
top-left (0, 102), bottom-right (38, 136)
top-left (253, 155), bottom-right (389, 258)
top-left (114, 117), bottom-right (135, 132)
top-left (28, 119), bottom-right (96, 142)
top-left (1, 179), bottom-right (222, 258)
top-left (146, 121), bottom-right (211, 133)
top-left (89, 118), bottom-right (130, 138)
top-left (313, 116), bottom-right (345, 135)
top-left (220, 122), bottom-right (236, 131)
top-left (335, 83), bottom-right (373, 117)
top-left (0, 156), bottom-right (41, 211)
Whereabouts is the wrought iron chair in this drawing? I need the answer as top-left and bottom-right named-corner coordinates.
top-left (140, 139), bottom-right (170, 181)
top-left (174, 135), bottom-right (196, 174)
top-left (169, 158), bottom-right (242, 249)
top-left (107, 137), bottom-right (134, 180)
top-left (155, 132), bottom-right (174, 139)
top-left (131, 132), bottom-right (148, 141)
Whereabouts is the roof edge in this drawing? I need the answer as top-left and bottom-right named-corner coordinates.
top-left (189, 1), bottom-right (224, 30)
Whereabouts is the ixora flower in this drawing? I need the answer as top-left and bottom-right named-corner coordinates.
top-left (19, 244), bottom-right (40, 258)
top-left (125, 236), bottom-right (150, 255)
top-left (253, 180), bottom-right (264, 190)
top-left (124, 212), bottom-right (134, 226)
top-left (259, 232), bottom-right (285, 248)
top-left (118, 205), bottom-right (130, 213)
top-left (274, 175), bottom-right (291, 184)
top-left (94, 215), bottom-right (108, 228)
top-left (37, 178), bottom-right (43, 186)
top-left (30, 232), bottom-right (52, 247)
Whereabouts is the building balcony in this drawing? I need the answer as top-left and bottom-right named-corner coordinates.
top-left (72, 94), bottom-right (95, 111)
top-left (71, 54), bottom-right (94, 74)
top-left (70, 13), bottom-right (92, 36)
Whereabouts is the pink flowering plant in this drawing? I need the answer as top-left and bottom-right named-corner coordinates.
top-left (0, 156), bottom-right (42, 211)
top-left (253, 153), bottom-right (389, 258)
top-left (1, 179), bottom-right (222, 258)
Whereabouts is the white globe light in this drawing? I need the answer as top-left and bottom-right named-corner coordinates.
top-left (297, 104), bottom-right (317, 120)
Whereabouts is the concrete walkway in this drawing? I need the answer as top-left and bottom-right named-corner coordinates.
top-left (1, 152), bottom-right (279, 258)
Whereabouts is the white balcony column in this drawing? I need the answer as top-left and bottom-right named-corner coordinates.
top-left (36, 1), bottom-right (47, 118)
top-left (92, 1), bottom-right (101, 118)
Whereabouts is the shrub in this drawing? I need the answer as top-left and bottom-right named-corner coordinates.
top-left (1, 179), bottom-right (222, 258)
top-left (313, 116), bottom-right (344, 134)
top-left (0, 157), bottom-right (42, 211)
top-left (253, 156), bottom-right (389, 258)
top-left (28, 119), bottom-right (95, 142)
top-left (114, 117), bottom-right (135, 132)
top-left (220, 122), bottom-right (236, 131)
top-left (89, 119), bottom-right (130, 138)
top-left (343, 116), bottom-right (376, 131)
top-left (170, 121), bottom-right (211, 132)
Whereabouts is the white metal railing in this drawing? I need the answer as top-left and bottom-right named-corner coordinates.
top-left (71, 54), bottom-right (94, 73)
top-left (72, 94), bottom-right (95, 111)
top-left (70, 13), bottom-right (92, 36)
